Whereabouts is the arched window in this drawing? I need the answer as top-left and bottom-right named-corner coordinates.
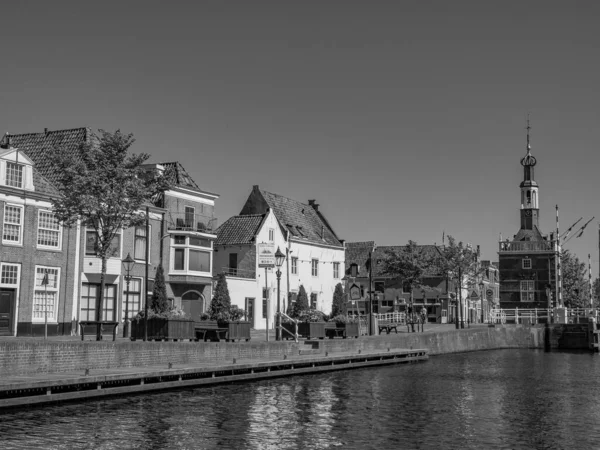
top-left (532, 190), bottom-right (537, 207)
top-left (182, 291), bottom-right (202, 301)
top-left (526, 190), bottom-right (531, 205)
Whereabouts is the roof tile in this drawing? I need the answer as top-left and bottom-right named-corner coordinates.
top-left (215, 214), bottom-right (265, 245)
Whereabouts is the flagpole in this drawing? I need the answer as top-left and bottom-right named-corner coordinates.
top-left (556, 205), bottom-right (561, 307)
top-left (42, 270), bottom-right (49, 340)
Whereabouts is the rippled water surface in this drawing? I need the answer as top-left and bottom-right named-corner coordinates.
top-left (1, 350), bottom-right (600, 449)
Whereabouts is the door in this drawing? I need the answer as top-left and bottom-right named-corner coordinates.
top-left (0, 289), bottom-right (15, 336)
top-left (229, 253), bottom-right (238, 276)
top-left (181, 291), bottom-right (205, 321)
top-left (245, 298), bottom-right (254, 324)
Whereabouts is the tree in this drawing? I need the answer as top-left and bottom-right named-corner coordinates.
top-left (150, 264), bottom-right (169, 313)
top-left (209, 273), bottom-right (231, 320)
top-left (561, 250), bottom-right (589, 308)
top-left (292, 285), bottom-right (309, 318)
top-left (50, 130), bottom-right (169, 340)
top-left (592, 278), bottom-right (600, 309)
top-left (430, 235), bottom-right (482, 326)
top-left (331, 283), bottom-right (345, 317)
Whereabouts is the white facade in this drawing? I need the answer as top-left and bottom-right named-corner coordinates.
top-left (214, 210), bottom-right (345, 330)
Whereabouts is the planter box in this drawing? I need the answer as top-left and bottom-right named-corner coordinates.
top-left (298, 322), bottom-right (326, 339)
top-left (281, 322), bottom-right (299, 340)
top-left (131, 318), bottom-right (194, 341)
top-left (325, 322), bottom-right (360, 339)
top-left (223, 321), bottom-right (251, 342)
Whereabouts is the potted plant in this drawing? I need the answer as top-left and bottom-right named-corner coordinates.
top-left (327, 314), bottom-right (360, 339)
top-left (131, 264), bottom-right (194, 341)
top-left (296, 308), bottom-right (327, 339)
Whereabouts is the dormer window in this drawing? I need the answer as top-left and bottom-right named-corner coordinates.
top-left (6, 162), bottom-right (23, 188)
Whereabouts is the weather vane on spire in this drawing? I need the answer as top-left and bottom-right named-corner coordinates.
top-left (526, 113), bottom-right (531, 151)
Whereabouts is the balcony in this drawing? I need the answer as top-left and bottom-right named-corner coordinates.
top-left (221, 267), bottom-right (256, 280)
top-left (166, 212), bottom-right (217, 234)
top-left (498, 240), bottom-right (555, 253)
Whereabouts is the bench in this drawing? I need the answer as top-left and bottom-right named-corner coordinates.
top-left (378, 320), bottom-right (399, 334)
top-left (195, 323), bottom-right (229, 342)
top-left (325, 323), bottom-right (346, 339)
top-left (79, 321), bottom-right (119, 341)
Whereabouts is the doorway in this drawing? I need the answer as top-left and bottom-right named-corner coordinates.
top-left (181, 291), bottom-right (205, 322)
top-left (0, 289), bottom-right (15, 336)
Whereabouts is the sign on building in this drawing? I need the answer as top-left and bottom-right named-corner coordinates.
top-left (349, 283), bottom-right (361, 300)
top-left (258, 243), bottom-right (275, 268)
top-left (486, 288), bottom-right (494, 301)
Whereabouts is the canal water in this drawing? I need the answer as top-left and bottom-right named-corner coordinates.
top-left (1, 349), bottom-right (600, 449)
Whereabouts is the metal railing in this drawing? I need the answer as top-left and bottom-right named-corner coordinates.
top-left (166, 212), bottom-right (217, 234)
top-left (374, 312), bottom-right (406, 324)
top-left (489, 307), bottom-right (599, 325)
top-left (221, 267), bottom-right (256, 279)
top-left (277, 311), bottom-right (299, 342)
top-left (498, 241), bottom-right (555, 253)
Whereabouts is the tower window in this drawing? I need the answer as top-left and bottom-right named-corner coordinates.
top-left (526, 191), bottom-right (531, 205)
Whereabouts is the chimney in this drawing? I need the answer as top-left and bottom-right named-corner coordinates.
top-left (308, 199), bottom-right (319, 212)
top-left (5, 133), bottom-right (10, 148)
top-left (44, 128), bottom-right (49, 135)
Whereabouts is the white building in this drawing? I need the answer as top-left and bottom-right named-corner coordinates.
top-left (213, 186), bottom-right (345, 330)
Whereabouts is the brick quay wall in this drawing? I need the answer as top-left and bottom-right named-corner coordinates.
top-left (0, 326), bottom-right (544, 377)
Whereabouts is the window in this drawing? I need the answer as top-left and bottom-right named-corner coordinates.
top-left (262, 288), bottom-right (268, 318)
top-left (37, 211), bottom-right (61, 249)
top-left (520, 280), bottom-right (535, 302)
top-left (80, 283), bottom-right (116, 321)
top-left (269, 228), bottom-right (274, 242)
top-left (522, 258), bottom-right (532, 269)
top-left (185, 206), bottom-right (195, 227)
top-left (122, 278), bottom-right (142, 319)
top-left (32, 267), bottom-right (60, 322)
top-left (85, 230), bottom-right (121, 257)
top-left (310, 293), bottom-right (317, 309)
top-left (333, 262), bottom-right (340, 279)
top-left (402, 282), bottom-right (411, 293)
top-left (134, 226), bottom-right (147, 260)
top-left (291, 257), bottom-right (298, 275)
top-left (5, 162), bottom-right (23, 188)
top-left (311, 259), bottom-right (318, 277)
top-left (288, 291), bottom-right (297, 307)
top-left (3, 204), bottom-right (23, 245)
top-left (374, 281), bottom-right (385, 293)
top-left (1, 263), bottom-right (19, 285)
top-left (171, 235), bottom-right (212, 273)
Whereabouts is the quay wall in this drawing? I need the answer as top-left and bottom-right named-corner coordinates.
top-left (0, 325), bottom-right (544, 377)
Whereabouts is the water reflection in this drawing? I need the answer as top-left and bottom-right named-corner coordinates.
top-left (2, 350), bottom-right (600, 449)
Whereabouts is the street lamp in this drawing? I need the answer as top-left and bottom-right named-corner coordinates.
top-left (275, 246), bottom-right (286, 341)
top-left (122, 252), bottom-right (136, 338)
top-left (479, 280), bottom-right (485, 324)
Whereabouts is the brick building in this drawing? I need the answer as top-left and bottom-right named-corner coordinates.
top-left (1, 128), bottom-right (218, 336)
top-left (498, 129), bottom-right (557, 309)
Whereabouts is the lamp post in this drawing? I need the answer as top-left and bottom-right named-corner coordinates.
top-left (275, 246), bottom-right (285, 341)
top-left (479, 280), bottom-right (485, 324)
top-left (122, 253), bottom-right (136, 338)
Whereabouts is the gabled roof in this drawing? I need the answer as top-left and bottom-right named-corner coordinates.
top-left (1, 128), bottom-right (90, 185)
top-left (345, 241), bottom-right (375, 276)
top-left (239, 186), bottom-right (343, 247)
top-left (514, 226), bottom-right (546, 242)
top-left (160, 162), bottom-right (200, 190)
top-left (215, 214), bottom-right (266, 246)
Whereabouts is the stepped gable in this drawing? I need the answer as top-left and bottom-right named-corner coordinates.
top-left (345, 241), bottom-right (375, 276)
top-left (215, 214), bottom-right (266, 246)
top-left (1, 128), bottom-right (90, 185)
top-left (240, 186), bottom-right (342, 247)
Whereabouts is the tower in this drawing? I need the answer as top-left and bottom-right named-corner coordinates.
top-left (519, 120), bottom-right (539, 230)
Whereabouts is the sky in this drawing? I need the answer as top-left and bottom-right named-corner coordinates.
top-left (1, 0), bottom-right (599, 266)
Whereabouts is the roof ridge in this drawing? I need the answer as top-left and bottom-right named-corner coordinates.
top-left (8, 127), bottom-right (88, 137)
top-left (260, 188), bottom-right (309, 206)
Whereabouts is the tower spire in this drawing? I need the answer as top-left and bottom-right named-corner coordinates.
top-left (526, 113), bottom-right (531, 152)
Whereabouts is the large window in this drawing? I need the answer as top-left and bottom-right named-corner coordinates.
top-left (37, 210), bottom-right (61, 249)
top-left (333, 262), bottom-right (340, 279)
top-left (311, 259), bottom-right (318, 277)
top-left (3, 204), bottom-right (23, 245)
top-left (134, 226), bottom-right (148, 261)
top-left (85, 230), bottom-right (121, 257)
top-left (171, 235), bottom-right (212, 273)
top-left (80, 283), bottom-right (116, 322)
top-left (520, 280), bottom-right (535, 302)
top-left (122, 278), bottom-right (142, 319)
top-left (5, 162), bottom-right (23, 188)
top-left (291, 257), bottom-right (298, 275)
top-left (32, 267), bottom-right (60, 322)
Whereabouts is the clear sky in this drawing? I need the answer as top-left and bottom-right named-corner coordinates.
top-left (1, 1), bottom-right (599, 267)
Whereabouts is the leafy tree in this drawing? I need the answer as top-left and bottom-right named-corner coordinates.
top-left (150, 264), bottom-right (169, 313)
top-left (380, 240), bottom-right (432, 304)
top-left (561, 250), bottom-right (589, 308)
top-left (50, 130), bottom-right (169, 340)
top-left (209, 273), bottom-right (232, 320)
top-left (292, 285), bottom-right (309, 318)
top-left (331, 283), bottom-right (345, 317)
top-left (592, 278), bottom-right (600, 309)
